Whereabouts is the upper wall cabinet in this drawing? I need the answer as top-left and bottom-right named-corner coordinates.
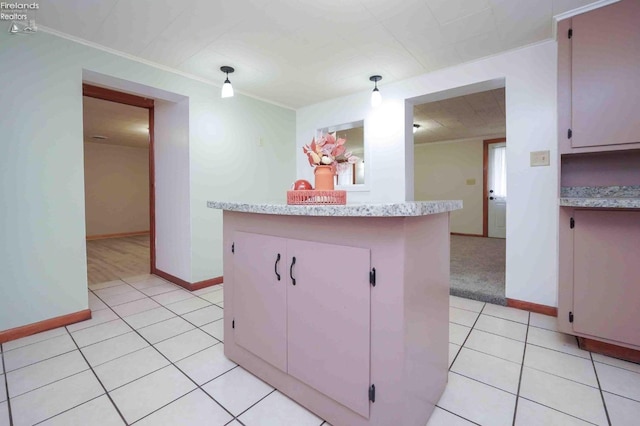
top-left (558, 0), bottom-right (640, 154)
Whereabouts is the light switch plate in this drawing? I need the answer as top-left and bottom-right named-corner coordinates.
top-left (530, 150), bottom-right (550, 167)
top-left (466, 178), bottom-right (476, 185)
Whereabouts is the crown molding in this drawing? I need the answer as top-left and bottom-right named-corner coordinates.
top-left (36, 25), bottom-right (294, 111)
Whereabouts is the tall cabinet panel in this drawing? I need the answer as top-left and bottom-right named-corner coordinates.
top-left (573, 210), bottom-right (640, 346)
top-left (286, 239), bottom-right (371, 419)
top-left (233, 231), bottom-right (288, 372)
top-left (571, 0), bottom-right (640, 148)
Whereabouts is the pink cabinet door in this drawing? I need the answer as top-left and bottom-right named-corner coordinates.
top-left (571, 0), bottom-right (640, 148)
top-left (573, 210), bottom-right (640, 346)
top-left (286, 239), bottom-right (371, 418)
top-left (233, 232), bottom-right (288, 372)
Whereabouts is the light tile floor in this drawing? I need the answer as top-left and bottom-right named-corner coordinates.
top-left (1, 277), bottom-right (640, 425)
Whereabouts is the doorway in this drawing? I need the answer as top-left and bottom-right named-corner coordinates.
top-left (412, 87), bottom-right (507, 304)
top-left (82, 84), bottom-right (155, 285)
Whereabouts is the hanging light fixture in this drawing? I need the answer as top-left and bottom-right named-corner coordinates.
top-left (413, 124), bottom-right (421, 134)
top-left (220, 66), bottom-right (235, 98)
top-left (369, 75), bottom-right (382, 107)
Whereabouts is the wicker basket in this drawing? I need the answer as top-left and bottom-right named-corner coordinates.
top-left (287, 190), bottom-right (346, 205)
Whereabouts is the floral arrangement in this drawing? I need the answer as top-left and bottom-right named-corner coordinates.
top-left (302, 132), bottom-right (359, 174)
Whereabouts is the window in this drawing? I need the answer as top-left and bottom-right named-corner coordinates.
top-left (489, 144), bottom-right (507, 197)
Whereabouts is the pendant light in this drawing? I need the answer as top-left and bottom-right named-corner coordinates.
top-left (413, 124), bottom-right (421, 134)
top-left (220, 66), bottom-right (235, 98)
top-left (369, 75), bottom-right (382, 107)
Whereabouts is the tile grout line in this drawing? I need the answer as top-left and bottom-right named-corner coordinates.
top-left (453, 308), bottom-right (530, 326)
top-left (1, 330), bottom-right (69, 354)
top-left (88, 289), bottom-right (238, 423)
top-left (448, 370), bottom-right (518, 396)
top-left (14, 277), bottom-right (263, 425)
top-left (457, 324), bottom-right (526, 344)
top-left (449, 303), bottom-right (487, 368)
top-left (591, 358), bottom-right (640, 376)
top-left (459, 346), bottom-right (522, 366)
top-left (88, 289), bottom-right (216, 346)
top-left (2, 348), bottom-right (79, 377)
top-left (1, 345), bottom-right (14, 426)
top-left (589, 351), bottom-right (612, 426)
top-left (441, 302), bottom-right (486, 426)
top-left (31, 394), bottom-right (107, 426)
top-left (233, 389), bottom-right (278, 422)
top-left (82, 303), bottom-right (223, 366)
top-left (511, 311), bottom-right (530, 426)
top-left (451, 336), bottom-right (603, 392)
top-left (63, 327), bottom-right (130, 426)
top-left (525, 341), bottom-right (592, 360)
top-left (516, 396), bottom-right (601, 426)
top-left (96, 284), bottom-right (279, 425)
top-left (598, 389), bottom-right (640, 405)
top-left (9, 367), bottom-right (94, 401)
top-left (435, 406), bottom-right (482, 426)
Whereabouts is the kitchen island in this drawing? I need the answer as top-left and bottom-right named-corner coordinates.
top-left (208, 200), bottom-right (462, 426)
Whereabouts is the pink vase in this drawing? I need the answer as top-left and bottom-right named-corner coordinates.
top-left (314, 165), bottom-right (334, 191)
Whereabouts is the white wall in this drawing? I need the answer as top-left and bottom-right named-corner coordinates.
top-left (414, 139), bottom-right (484, 235)
top-left (0, 30), bottom-right (295, 330)
top-left (84, 143), bottom-right (149, 237)
top-left (297, 41), bottom-right (559, 306)
top-left (154, 99), bottom-right (191, 281)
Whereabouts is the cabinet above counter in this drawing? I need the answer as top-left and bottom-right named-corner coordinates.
top-left (207, 200), bottom-right (462, 217)
top-left (557, 0), bottom-right (640, 155)
top-left (560, 186), bottom-right (640, 209)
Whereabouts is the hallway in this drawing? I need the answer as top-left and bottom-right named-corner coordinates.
top-left (86, 235), bottom-right (150, 285)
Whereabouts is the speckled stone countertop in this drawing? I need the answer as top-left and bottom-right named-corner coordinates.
top-left (560, 186), bottom-right (640, 209)
top-left (207, 200), bottom-right (463, 217)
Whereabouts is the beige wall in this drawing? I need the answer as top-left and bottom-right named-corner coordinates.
top-left (414, 138), bottom-right (484, 235)
top-left (84, 142), bottom-right (149, 237)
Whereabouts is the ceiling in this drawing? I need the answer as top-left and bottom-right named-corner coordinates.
top-left (83, 96), bottom-right (149, 148)
top-left (414, 88), bottom-right (505, 143)
top-left (37, 0), bottom-right (603, 108)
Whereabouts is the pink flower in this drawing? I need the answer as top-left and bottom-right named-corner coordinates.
top-left (302, 132), bottom-right (359, 169)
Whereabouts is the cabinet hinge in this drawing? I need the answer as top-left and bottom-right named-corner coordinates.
top-left (569, 312), bottom-right (574, 323)
top-left (567, 128), bottom-right (572, 139)
top-left (232, 319), bottom-right (235, 329)
top-left (369, 268), bottom-right (376, 287)
top-left (570, 217), bottom-right (575, 229)
top-left (568, 28), bottom-right (572, 39)
top-left (232, 242), bottom-right (235, 254)
top-left (369, 384), bottom-right (376, 403)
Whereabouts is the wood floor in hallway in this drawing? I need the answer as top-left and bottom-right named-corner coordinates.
top-left (86, 234), bottom-right (150, 285)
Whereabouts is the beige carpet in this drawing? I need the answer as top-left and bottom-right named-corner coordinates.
top-left (450, 235), bottom-right (506, 305)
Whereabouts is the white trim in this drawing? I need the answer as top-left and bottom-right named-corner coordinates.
top-left (37, 25), bottom-right (295, 111)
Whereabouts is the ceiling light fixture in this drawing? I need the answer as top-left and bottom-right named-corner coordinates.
top-left (369, 75), bottom-right (382, 107)
top-left (220, 66), bottom-right (235, 98)
top-left (413, 124), bottom-right (421, 134)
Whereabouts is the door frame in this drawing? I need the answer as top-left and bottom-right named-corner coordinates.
top-left (482, 137), bottom-right (506, 237)
top-left (82, 84), bottom-right (156, 272)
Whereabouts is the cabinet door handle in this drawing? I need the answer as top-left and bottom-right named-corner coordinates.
top-left (274, 253), bottom-right (281, 281)
top-left (290, 256), bottom-right (296, 285)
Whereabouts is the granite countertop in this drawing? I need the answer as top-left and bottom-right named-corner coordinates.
top-left (207, 200), bottom-right (462, 217)
top-left (560, 186), bottom-right (640, 209)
